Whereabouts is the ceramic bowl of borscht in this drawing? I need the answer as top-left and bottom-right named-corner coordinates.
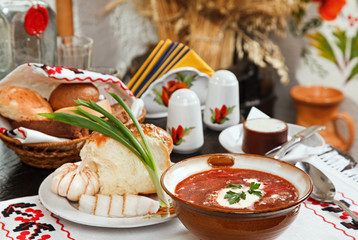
top-left (161, 153), bottom-right (313, 240)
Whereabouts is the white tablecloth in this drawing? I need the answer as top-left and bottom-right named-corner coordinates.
top-left (1, 153), bottom-right (357, 240)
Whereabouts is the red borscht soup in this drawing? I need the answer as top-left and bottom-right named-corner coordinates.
top-left (175, 168), bottom-right (298, 211)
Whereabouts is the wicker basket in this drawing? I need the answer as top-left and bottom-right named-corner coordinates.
top-left (0, 109), bottom-right (146, 169)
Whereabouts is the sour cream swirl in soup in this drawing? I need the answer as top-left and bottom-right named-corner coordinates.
top-left (175, 168), bottom-right (298, 211)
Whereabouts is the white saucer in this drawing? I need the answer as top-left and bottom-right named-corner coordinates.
top-left (219, 123), bottom-right (325, 156)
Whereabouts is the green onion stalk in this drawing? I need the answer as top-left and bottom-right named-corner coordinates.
top-left (39, 93), bottom-right (169, 207)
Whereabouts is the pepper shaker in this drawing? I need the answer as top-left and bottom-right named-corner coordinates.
top-left (167, 89), bottom-right (204, 154)
top-left (203, 70), bottom-right (240, 131)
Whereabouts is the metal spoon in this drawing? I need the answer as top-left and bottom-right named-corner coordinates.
top-left (296, 161), bottom-right (358, 222)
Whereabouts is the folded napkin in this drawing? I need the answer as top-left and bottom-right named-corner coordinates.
top-left (0, 127), bottom-right (69, 144)
top-left (0, 63), bottom-right (144, 144)
top-left (127, 39), bottom-right (214, 98)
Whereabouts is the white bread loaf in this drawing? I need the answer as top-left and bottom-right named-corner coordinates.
top-left (80, 124), bottom-right (173, 196)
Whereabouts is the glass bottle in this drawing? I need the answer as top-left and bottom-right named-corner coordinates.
top-left (0, 0), bottom-right (57, 79)
top-left (0, 9), bottom-right (12, 79)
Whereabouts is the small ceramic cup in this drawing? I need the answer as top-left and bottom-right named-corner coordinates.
top-left (167, 89), bottom-right (204, 154)
top-left (242, 118), bottom-right (288, 155)
top-left (203, 70), bottom-right (240, 131)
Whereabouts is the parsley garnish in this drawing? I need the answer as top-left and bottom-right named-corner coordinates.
top-left (224, 182), bottom-right (263, 205)
top-left (224, 190), bottom-right (246, 204)
top-left (226, 184), bottom-right (242, 189)
top-left (248, 182), bottom-right (263, 198)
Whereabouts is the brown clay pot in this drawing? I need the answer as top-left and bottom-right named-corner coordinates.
top-left (290, 85), bottom-right (355, 151)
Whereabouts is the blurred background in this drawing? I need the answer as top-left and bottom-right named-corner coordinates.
top-left (3, 0), bottom-right (358, 158)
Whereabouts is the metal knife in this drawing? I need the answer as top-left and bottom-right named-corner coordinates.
top-left (265, 125), bottom-right (325, 159)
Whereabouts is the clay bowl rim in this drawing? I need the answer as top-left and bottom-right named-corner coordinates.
top-left (161, 153), bottom-right (313, 216)
top-left (290, 85), bottom-right (344, 105)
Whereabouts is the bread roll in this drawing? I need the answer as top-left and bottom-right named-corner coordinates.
top-left (80, 124), bottom-right (173, 195)
top-left (49, 83), bottom-right (100, 111)
top-left (0, 86), bottom-right (52, 121)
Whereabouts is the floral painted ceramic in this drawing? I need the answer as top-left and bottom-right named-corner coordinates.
top-left (209, 105), bottom-right (235, 124)
top-left (203, 70), bottom-right (239, 131)
top-left (292, 0), bottom-right (358, 104)
top-left (166, 89), bottom-right (203, 154)
top-left (153, 72), bottom-right (196, 107)
top-left (168, 125), bottom-right (195, 146)
top-left (141, 67), bottom-right (209, 118)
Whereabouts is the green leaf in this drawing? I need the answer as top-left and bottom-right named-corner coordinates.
top-left (175, 73), bottom-right (197, 88)
top-left (183, 74), bottom-right (196, 88)
top-left (350, 30), bottom-right (358, 60)
top-left (219, 118), bottom-right (228, 124)
top-left (40, 112), bottom-right (141, 159)
top-left (226, 106), bottom-right (235, 115)
top-left (152, 88), bottom-right (164, 105)
top-left (224, 190), bottom-right (239, 204)
top-left (176, 72), bottom-right (186, 82)
top-left (226, 184), bottom-right (242, 189)
top-left (250, 190), bottom-right (263, 198)
top-left (248, 182), bottom-right (262, 198)
top-left (183, 127), bottom-right (195, 136)
top-left (307, 32), bottom-right (337, 64)
top-left (347, 62), bottom-right (358, 82)
top-left (250, 182), bottom-right (260, 190)
top-left (333, 27), bottom-right (347, 57)
top-left (210, 114), bottom-right (216, 123)
top-left (175, 138), bottom-right (183, 146)
top-left (224, 190), bottom-right (247, 205)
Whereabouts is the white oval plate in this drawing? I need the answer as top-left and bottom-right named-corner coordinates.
top-left (39, 173), bottom-right (175, 228)
top-left (219, 123), bottom-right (325, 160)
top-left (140, 67), bottom-right (209, 119)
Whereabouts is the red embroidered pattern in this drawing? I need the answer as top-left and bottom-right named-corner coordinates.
top-left (43, 65), bottom-right (134, 97)
top-left (0, 219), bottom-right (13, 240)
top-left (49, 213), bottom-right (75, 240)
top-left (1, 202), bottom-right (74, 240)
top-left (304, 197), bottom-right (357, 239)
top-left (339, 192), bottom-right (358, 206)
top-left (17, 128), bottom-right (27, 138)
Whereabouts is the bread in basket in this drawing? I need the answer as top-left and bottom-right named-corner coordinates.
top-left (0, 63), bottom-right (146, 168)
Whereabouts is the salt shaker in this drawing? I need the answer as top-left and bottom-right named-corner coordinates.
top-left (167, 89), bottom-right (204, 154)
top-left (203, 70), bottom-right (240, 131)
